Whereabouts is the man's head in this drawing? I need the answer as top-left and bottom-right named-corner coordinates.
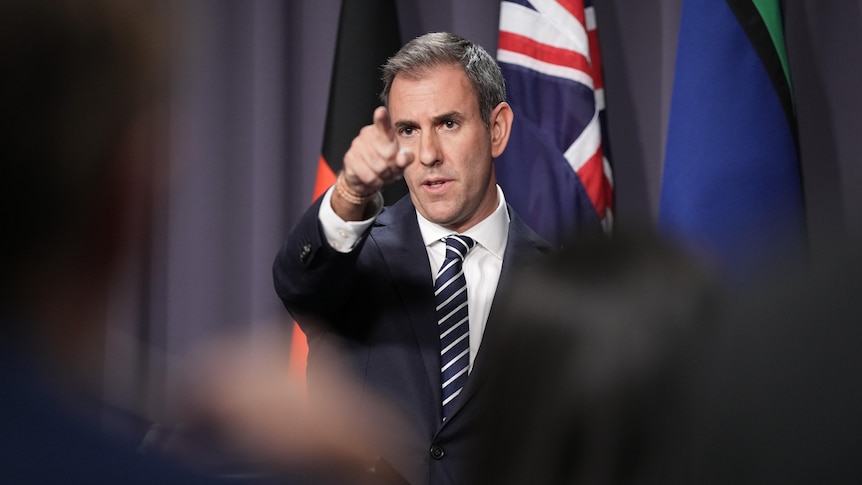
top-left (380, 32), bottom-right (506, 129)
top-left (380, 33), bottom-right (514, 233)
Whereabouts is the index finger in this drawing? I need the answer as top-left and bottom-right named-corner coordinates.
top-left (373, 106), bottom-right (395, 141)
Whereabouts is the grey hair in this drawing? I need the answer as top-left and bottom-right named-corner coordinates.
top-left (379, 32), bottom-right (506, 128)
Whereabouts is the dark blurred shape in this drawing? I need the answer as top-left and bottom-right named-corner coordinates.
top-left (0, 0), bottom-right (161, 296)
top-left (472, 233), bottom-right (717, 484)
top-left (0, 1), bottom-right (406, 482)
top-left (683, 243), bottom-right (862, 483)
top-left (0, 0), bottom-right (214, 482)
top-left (475, 231), bottom-right (862, 483)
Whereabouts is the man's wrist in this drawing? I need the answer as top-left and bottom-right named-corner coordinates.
top-left (335, 172), bottom-right (378, 205)
top-left (319, 186), bottom-right (381, 252)
top-left (329, 180), bottom-right (383, 223)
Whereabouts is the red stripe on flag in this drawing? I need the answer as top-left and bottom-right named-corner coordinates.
top-left (576, 145), bottom-right (613, 216)
top-left (558, 0), bottom-right (586, 26)
top-left (288, 156), bottom-right (338, 392)
top-left (498, 31), bottom-right (591, 76)
top-left (313, 155), bottom-right (338, 200)
top-left (587, 29), bottom-right (604, 91)
top-left (287, 324), bottom-right (309, 391)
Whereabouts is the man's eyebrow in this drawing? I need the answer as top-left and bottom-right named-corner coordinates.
top-left (393, 112), bottom-right (464, 131)
top-left (393, 119), bottom-right (418, 130)
top-left (433, 111), bottom-right (463, 123)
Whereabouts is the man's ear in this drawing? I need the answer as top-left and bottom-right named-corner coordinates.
top-left (489, 102), bottom-right (514, 158)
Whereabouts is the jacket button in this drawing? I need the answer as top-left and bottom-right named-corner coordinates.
top-left (299, 243), bottom-right (312, 263)
top-left (429, 444), bottom-right (444, 460)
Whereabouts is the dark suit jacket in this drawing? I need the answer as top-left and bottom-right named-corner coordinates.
top-left (273, 194), bottom-right (550, 485)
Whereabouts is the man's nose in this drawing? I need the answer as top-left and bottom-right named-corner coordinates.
top-left (418, 130), bottom-right (442, 166)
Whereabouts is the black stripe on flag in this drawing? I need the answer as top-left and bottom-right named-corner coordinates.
top-left (725, 0), bottom-right (796, 140)
top-left (321, 0), bottom-right (407, 204)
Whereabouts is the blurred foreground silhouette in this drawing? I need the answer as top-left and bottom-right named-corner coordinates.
top-left (0, 1), bottom-right (399, 483)
top-left (474, 234), bottom-right (862, 484)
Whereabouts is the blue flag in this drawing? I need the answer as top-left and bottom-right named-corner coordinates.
top-left (659, 0), bottom-right (806, 273)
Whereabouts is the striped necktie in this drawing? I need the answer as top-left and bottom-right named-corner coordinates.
top-left (435, 235), bottom-right (475, 421)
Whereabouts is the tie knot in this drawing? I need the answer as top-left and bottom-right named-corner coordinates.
top-left (444, 235), bottom-right (475, 261)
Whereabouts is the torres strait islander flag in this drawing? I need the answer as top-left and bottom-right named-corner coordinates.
top-left (497, 0), bottom-right (614, 246)
top-left (288, 0), bottom-right (404, 384)
top-left (659, 0), bottom-right (806, 274)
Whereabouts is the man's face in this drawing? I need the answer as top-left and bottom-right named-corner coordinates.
top-left (390, 64), bottom-right (500, 233)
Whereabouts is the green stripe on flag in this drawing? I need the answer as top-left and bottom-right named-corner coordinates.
top-left (752, 0), bottom-right (792, 93)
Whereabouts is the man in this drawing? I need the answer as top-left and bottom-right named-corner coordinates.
top-left (273, 32), bottom-right (551, 484)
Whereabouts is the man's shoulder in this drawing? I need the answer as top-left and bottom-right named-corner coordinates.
top-left (505, 204), bottom-right (553, 255)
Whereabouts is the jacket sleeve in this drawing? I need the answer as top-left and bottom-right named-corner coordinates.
top-left (272, 196), bottom-right (371, 336)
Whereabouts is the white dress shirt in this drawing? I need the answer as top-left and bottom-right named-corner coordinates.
top-left (318, 185), bottom-right (510, 369)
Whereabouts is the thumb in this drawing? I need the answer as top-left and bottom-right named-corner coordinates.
top-left (396, 146), bottom-right (414, 168)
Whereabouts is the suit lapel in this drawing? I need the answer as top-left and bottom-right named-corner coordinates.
top-left (371, 197), bottom-right (444, 415)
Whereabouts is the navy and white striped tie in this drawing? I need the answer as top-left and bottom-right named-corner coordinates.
top-left (435, 235), bottom-right (475, 421)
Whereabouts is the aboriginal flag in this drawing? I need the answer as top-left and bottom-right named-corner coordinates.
top-left (289, 0), bottom-right (404, 383)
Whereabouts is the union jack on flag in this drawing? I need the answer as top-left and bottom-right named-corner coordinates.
top-left (496, 0), bottom-right (613, 245)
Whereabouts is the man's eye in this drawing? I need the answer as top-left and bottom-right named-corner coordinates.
top-left (401, 127), bottom-right (414, 136)
top-left (444, 120), bottom-right (456, 129)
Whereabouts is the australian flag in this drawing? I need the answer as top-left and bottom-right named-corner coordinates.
top-left (496, 0), bottom-right (613, 246)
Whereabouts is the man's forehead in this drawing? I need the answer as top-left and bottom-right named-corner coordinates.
top-left (389, 66), bottom-right (477, 119)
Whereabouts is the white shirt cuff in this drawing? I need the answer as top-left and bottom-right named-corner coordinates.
top-left (318, 185), bottom-right (383, 253)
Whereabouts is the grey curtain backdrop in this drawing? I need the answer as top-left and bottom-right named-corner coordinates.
top-left (103, 0), bottom-right (862, 421)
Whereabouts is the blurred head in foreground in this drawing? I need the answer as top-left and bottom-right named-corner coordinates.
top-left (473, 234), bottom-right (717, 484)
top-left (0, 1), bottom-right (213, 482)
top-left (0, 2), bottom-right (405, 482)
top-left (0, 0), bottom-right (162, 377)
top-left (475, 230), bottom-right (862, 484)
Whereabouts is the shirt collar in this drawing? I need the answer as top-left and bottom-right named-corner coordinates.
top-left (417, 185), bottom-right (510, 260)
